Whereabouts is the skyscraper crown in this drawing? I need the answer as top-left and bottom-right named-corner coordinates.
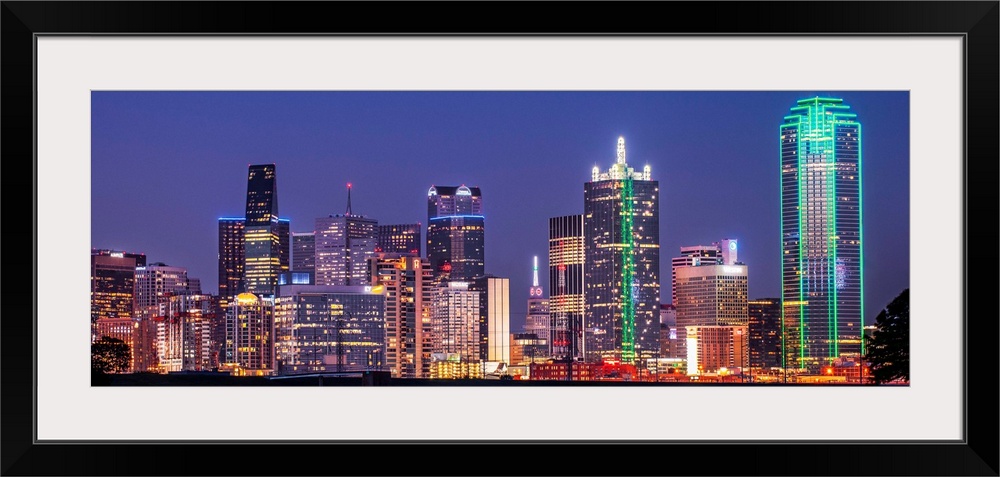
top-left (591, 136), bottom-right (651, 181)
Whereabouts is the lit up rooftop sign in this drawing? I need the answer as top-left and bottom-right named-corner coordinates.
top-left (722, 266), bottom-right (746, 275)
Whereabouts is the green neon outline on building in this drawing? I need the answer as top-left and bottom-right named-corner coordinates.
top-left (621, 176), bottom-right (635, 364)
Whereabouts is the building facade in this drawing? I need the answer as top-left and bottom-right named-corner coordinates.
top-left (548, 214), bottom-right (585, 361)
top-left (748, 298), bottom-right (782, 372)
top-left (685, 325), bottom-right (748, 375)
top-left (431, 281), bottom-right (480, 364)
top-left (223, 292), bottom-right (275, 375)
top-left (370, 256), bottom-right (435, 378)
top-left (152, 294), bottom-right (216, 373)
top-left (273, 285), bottom-right (386, 375)
top-left (91, 249), bottom-right (146, 340)
top-left (469, 275), bottom-right (511, 364)
top-left (291, 231), bottom-right (316, 273)
top-left (134, 263), bottom-right (194, 310)
top-left (674, 263), bottom-right (749, 362)
top-left (243, 164), bottom-right (283, 297)
top-left (426, 185), bottom-right (484, 280)
top-left (781, 97), bottom-right (863, 370)
top-left (315, 188), bottom-right (378, 287)
top-left (377, 223), bottom-right (422, 257)
top-left (583, 137), bottom-right (660, 364)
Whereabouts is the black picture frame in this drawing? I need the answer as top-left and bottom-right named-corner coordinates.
top-left (2, 1), bottom-right (997, 476)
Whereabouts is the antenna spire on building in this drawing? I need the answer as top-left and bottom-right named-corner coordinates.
top-left (616, 136), bottom-right (626, 164)
top-left (532, 255), bottom-right (539, 287)
top-left (345, 183), bottom-right (353, 216)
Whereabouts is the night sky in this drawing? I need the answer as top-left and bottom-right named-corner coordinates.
top-left (91, 91), bottom-right (909, 332)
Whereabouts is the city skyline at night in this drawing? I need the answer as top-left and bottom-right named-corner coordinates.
top-left (91, 91), bottom-right (909, 340)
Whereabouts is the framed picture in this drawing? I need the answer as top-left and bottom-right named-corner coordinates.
top-left (3, 2), bottom-right (996, 476)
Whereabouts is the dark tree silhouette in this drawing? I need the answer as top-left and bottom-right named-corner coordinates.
top-left (91, 336), bottom-right (132, 375)
top-left (864, 289), bottom-right (909, 384)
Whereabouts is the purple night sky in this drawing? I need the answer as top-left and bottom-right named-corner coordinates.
top-left (91, 91), bottom-right (909, 332)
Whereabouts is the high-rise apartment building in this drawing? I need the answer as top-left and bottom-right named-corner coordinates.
top-left (548, 214), bottom-right (584, 361)
top-left (243, 164), bottom-right (283, 296)
top-left (583, 137), bottom-right (660, 364)
top-left (152, 294), bottom-right (216, 373)
top-left (222, 292), bottom-right (275, 375)
top-left (781, 97), bottom-right (863, 370)
top-left (91, 249), bottom-right (146, 341)
top-left (431, 281), bottom-right (480, 363)
top-left (426, 185), bottom-right (484, 280)
top-left (370, 256), bottom-right (434, 378)
top-left (377, 223), bottom-right (421, 257)
top-left (674, 263), bottom-right (748, 363)
top-left (315, 185), bottom-right (378, 286)
top-left (134, 263), bottom-right (194, 310)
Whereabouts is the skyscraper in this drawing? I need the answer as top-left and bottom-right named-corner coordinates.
top-left (548, 214), bottom-right (584, 361)
top-left (370, 256), bottom-right (434, 378)
top-left (91, 249), bottom-right (146, 341)
top-left (426, 185), bottom-right (484, 280)
top-left (469, 275), bottom-right (511, 364)
top-left (431, 281), bottom-right (480, 363)
top-left (223, 292), bottom-right (275, 374)
top-left (781, 97), bottom-right (863, 370)
top-left (376, 223), bottom-right (421, 257)
top-left (291, 231), bottom-right (316, 272)
top-left (583, 137), bottom-right (660, 365)
top-left (217, 217), bottom-right (246, 302)
top-left (748, 298), bottom-right (782, 372)
top-left (134, 263), bottom-right (194, 310)
top-left (674, 263), bottom-right (749, 363)
top-left (243, 164), bottom-right (282, 296)
top-left (315, 184), bottom-right (378, 286)
top-left (524, 256), bottom-right (550, 352)
top-left (670, 239), bottom-right (738, 305)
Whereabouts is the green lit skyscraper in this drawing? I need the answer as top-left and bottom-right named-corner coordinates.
top-left (584, 137), bottom-right (660, 365)
top-left (780, 97), bottom-right (863, 371)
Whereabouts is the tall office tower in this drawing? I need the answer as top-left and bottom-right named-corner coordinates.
top-left (377, 223), bottom-right (422, 256)
top-left (274, 285), bottom-right (386, 375)
top-left (91, 249), bottom-right (146, 341)
top-left (674, 263), bottom-right (749, 364)
top-left (469, 275), bottom-right (511, 364)
top-left (152, 294), bottom-right (216, 373)
top-left (315, 185), bottom-right (378, 286)
top-left (370, 256), bottom-right (434, 378)
top-left (243, 164), bottom-right (282, 297)
top-left (781, 97), bottom-right (863, 370)
top-left (583, 137), bottom-right (660, 364)
top-left (134, 263), bottom-right (193, 310)
top-left (223, 292), bottom-right (275, 374)
top-left (276, 217), bottom-right (291, 273)
top-left (524, 256), bottom-right (550, 352)
top-left (548, 214), bottom-right (585, 361)
top-left (217, 217), bottom-right (245, 368)
top-left (431, 281), bottom-right (481, 363)
top-left (748, 298), bottom-right (782, 371)
top-left (426, 185), bottom-right (485, 280)
top-left (218, 217), bottom-right (246, 300)
top-left (671, 245), bottom-right (722, 304)
top-left (291, 232), bottom-right (316, 272)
